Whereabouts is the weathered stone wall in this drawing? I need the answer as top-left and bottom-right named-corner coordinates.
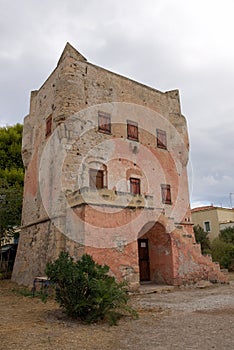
top-left (20, 43), bottom-right (190, 225)
top-left (12, 43), bottom-right (227, 288)
top-left (170, 228), bottom-right (227, 285)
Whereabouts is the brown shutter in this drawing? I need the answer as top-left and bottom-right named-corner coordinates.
top-left (46, 115), bottom-right (52, 137)
top-left (127, 121), bottom-right (138, 141)
top-left (98, 112), bottom-right (111, 133)
top-left (89, 169), bottom-right (104, 189)
top-left (157, 129), bottom-right (167, 149)
top-left (161, 184), bottom-right (171, 204)
top-left (166, 186), bottom-right (171, 203)
top-left (130, 178), bottom-right (140, 195)
top-left (96, 170), bottom-right (104, 189)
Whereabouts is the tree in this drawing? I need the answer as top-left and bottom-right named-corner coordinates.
top-left (209, 226), bottom-right (234, 271)
top-left (0, 179), bottom-right (23, 244)
top-left (0, 124), bottom-right (24, 245)
top-left (211, 238), bottom-right (234, 270)
top-left (219, 227), bottom-right (234, 244)
top-left (46, 252), bottom-right (138, 325)
top-left (193, 224), bottom-right (211, 254)
top-left (0, 123), bottom-right (23, 170)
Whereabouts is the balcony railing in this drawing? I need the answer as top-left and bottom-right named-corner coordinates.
top-left (66, 187), bottom-right (154, 209)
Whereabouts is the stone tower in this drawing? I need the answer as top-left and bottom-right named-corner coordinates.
top-left (12, 43), bottom-right (226, 289)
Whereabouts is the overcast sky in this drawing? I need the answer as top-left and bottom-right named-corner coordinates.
top-left (0, 0), bottom-right (233, 208)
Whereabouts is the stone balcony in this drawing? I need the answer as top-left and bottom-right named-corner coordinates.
top-left (66, 187), bottom-right (154, 209)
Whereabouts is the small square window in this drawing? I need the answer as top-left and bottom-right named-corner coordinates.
top-left (127, 120), bottom-right (138, 141)
top-left (204, 221), bottom-right (211, 232)
top-left (157, 129), bottom-right (167, 149)
top-left (98, 112), bottom-right (111, 134)
top-left (46, 115), bottom-right (52, 137)
top-left (89, 169), bottom-right (104, 189)
top-left (161, 184), bottom-right (171, 204)
top-left (130, 177), bottom-right (140, 195)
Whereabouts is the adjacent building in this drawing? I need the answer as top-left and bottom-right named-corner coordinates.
top-left (12, 43), bottom-right (227, 289)
top-left (192, 205), bottom-right (234, 240)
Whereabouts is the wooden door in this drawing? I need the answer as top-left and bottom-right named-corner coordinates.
top-left (138, 239), bottom-right (150, 281)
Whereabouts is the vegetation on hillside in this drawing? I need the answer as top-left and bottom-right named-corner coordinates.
top-left (194, 224), bottom-right (234, 270)
top-left (211, 227), bottom-right (234, 270)
top-left (0, 124), bottom-right (24, 245)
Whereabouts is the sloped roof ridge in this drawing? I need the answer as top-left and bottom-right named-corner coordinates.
top-left (57, 42), bottom-right (87, 66)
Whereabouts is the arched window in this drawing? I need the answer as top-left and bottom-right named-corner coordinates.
top-left (88, 163), bottom-right (107, 190)
top-left (89, 169), bottom-right (104, 189)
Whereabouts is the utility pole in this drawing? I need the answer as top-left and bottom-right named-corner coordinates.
top-left (230, 193), bottom-right (234, 208)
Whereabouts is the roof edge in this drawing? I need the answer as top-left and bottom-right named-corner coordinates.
top-left (57, 42), bottom-right (87, 66)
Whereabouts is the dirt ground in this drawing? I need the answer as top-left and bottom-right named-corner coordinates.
top-left (0, 275), bottom-right (234, 350)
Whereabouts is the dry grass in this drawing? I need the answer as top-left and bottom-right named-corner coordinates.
top-left (0, 277), bottom-right (234, 350)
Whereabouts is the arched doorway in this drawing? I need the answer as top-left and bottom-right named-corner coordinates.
top-left (138, 221), bottom-right (173, 285)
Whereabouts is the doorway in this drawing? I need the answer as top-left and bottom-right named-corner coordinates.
top-left (138, 221), bottom-right (173, 285)
top-left (138, 239), bottom-right (150, 281)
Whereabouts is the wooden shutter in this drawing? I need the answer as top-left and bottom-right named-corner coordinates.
top-left (157, 129), bottom-right (167, 149)
top-left (127, 121), bottom-right (138, 141)
top-left (89, 169), bottom-right (104, 189)
top-left (130, 178), bottom-right (140, 195)
top-left (46, 115), bottom-right (52, 137)
top-left (161, 184), bottom-right (171, 204)
top-left (95, 170), bottom-right (104, 189)
top-left (89, 169), bottom-right (96, 189)
top-left (98, 112), bottom-right (111, 133)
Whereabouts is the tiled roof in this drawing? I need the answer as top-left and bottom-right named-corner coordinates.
top-left (191, 206), bottom-right (234, 213)
top-left (191, 206), bottom-right (216, 213)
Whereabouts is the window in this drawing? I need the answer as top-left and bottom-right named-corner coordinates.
top-left (127, 120), bottom-right (138, 141)
top-left (89, 169), bottom-right (104, 189)
top-left (98, 112), bottom-right (111, 134)
top-left (130, 178), bottom-right (140, 195)
top-left (204, 221), bottom-right (211, 232)
top-left (161, 184), bottom-right (172, 204)
top-left (157, 129), bottom-right (167, 149)
top-left (45, 115), bottom-right (52, 137)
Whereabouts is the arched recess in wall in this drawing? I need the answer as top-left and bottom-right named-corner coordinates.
top-left (84, 157), bottom-right (108, 190)
top-left (137, 221), bottom-right (173, 285)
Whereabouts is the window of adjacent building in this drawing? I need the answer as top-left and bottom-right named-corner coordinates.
top-left (98, 112), bottom-right (111, 134)
top-left (89, 169), bottom-right (104, 189)
top-left (130, 177), bottom-right (140, 195)
top-left (157, 129), bottom-right (167, 149)
top-left (161, 184), bottom-right (172, 204)
top-left (204, 221), bottom-right (211, 232)
top-left (127, 120), bottom-right (138, 141)
top-left (45, 115), bottom-right (52, 137)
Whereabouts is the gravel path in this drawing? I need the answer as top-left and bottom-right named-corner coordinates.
top-left (129, 282), bottom-right (234, 350)
top-left (0, 277), bottom-right (234, 350)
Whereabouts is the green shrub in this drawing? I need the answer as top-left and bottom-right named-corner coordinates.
top-left (46, 252), bottom-right (137, 325)
top-left (219, 227), bottom-right (234, 244)
top-left (211, 238), bottom-right (234, 270)
top-left (194, 225), bottom-right (211, 254)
